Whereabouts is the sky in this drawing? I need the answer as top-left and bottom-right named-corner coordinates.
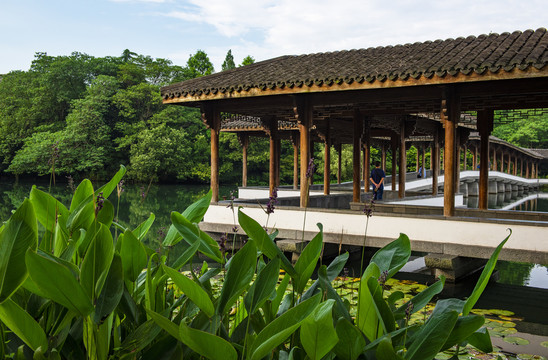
top-left (1, 0), bottom-right (547, 74)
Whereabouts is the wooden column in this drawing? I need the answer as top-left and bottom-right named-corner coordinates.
top-left (391, 138), bottom-right (398, 192)
top-left (415, 146), bottom-right (420, 172)
top-left (238, 134), bottom-right (249, 187)
top-left (492, 148), bottom-right (497, 171)
top-left (421, 145), bottom-right (426, 177)
top-left (473, 145), bottom-right (478, 170)
top-left (296, 97), bottom-right (312, 208)
top-left (398, 119), bottom-right (406, 198)
top-left (432, 131), bottom-right (440, 195)
top-left (353, 109), bottom-right (363, 203)
top-left (336, 143), bottom-right (342, 184)
top-left (526, 160), bottom-right (530, 178)
top-left (291, 134), bottom-right (299, 190)
top-left (202, 105), bottom-right (221, 203)
top-left (513, 154), bottom-right (518, 176)
top-left (520, 156), bottom-right (524, 177)
top-left (536, 162), bottom-right (539, 178)
top-left (442, 89), bottom-right (460, 216)
top-left (506, 153), bottom-right (511, 174)
top-left (323, 125), bottom-right (331, 195)
top-left (478, 110), bottom-right (493, 210)
top-left (463, 144), bottom-right (468, 170)
top-left (363, 118), bottom-right (371, 193)
top-left (456, 138), bottom-right (461, 194)
top-left (381, 143), bottom-right (387, 171)
top-left (268, 117), bottom-right (278, 197)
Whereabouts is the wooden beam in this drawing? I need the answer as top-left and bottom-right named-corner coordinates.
top-left (442, 88), bottom-right (460, 216)
top-left (269, 117), bottom-right (277, 197)
top-left (478, 109), bottom-right (493, 210)
top-left (353, 109), bottom-right (362, 203)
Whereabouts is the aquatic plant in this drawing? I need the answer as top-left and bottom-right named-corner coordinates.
top-left (0, 168), bottom-right (514, 359)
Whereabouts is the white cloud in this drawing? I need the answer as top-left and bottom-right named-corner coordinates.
top-left (160, 0), bottom-right (548, 67)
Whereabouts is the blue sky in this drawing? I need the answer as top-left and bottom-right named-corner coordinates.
top-left (1, 0), bottom-right (547, 74)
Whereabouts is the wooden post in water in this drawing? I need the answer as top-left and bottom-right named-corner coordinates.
top-left (478, 109), bottom-right (493, 210)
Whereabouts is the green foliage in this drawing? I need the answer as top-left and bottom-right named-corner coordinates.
top-left (240, 55), bottom-right (255, 66)
top-left (187, 50), bottom-right (214, 77)
top-left (0, 174), bottom-right (511, 359)
top-left (222, 49), bottom-right (236, 71)
top-left (493, 109), bottom-right (548, 148)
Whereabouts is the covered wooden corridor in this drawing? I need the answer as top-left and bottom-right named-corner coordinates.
top-left (161, 28), bottom-right (548, 216)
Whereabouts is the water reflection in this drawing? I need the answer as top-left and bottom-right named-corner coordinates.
top-left (0, 180), bottom-right (237, 251)
top-left (466, 191), bottom-right (548, 211)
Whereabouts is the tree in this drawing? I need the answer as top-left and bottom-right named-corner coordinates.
top-left (120, 49), bottom-right (138, 63)
top-left (222, 50), bottom-right (236, 71)
top-left (187, 50), bottom-right (214, 77)
top-left (240, 55), bottom-right (255, 66)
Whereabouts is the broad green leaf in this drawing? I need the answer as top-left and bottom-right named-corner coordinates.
top-left (238, 209), bottom-right (297, 277)
top-left (70, 179), bottom-right (94, 213)
top-left (317, 265), bottom-right (352, 322)
top-left (182, 190), bottom-right (212, 223)
top-left (249, 293), bottom-right (321, 360)
top-left (0, 298), bottom-right (48, 351)
top-left (395, 276), bottom-right (445, 319)
top-left (467, 327), bottom-right (493, 353)
top-left (133, 213), bottom-right (155, 241)
top-left (162, 225), bottom-right (182, 247)
top-left (357, 262), bottom-right (381, 341)
top-left (29, 186), bottom-right (68, 231)
top-left (96, 199), bottom-right (114, 228)
top-left (217, 241), bottom-right (256, 314)
top-left (271, 272), bottom-right (290, 316)
top-left (301, 252), bottom-right (349, 301)
top-left (67, 201), bottom-right (95, 236)
top-left (179, 322), bottom-right (237, 360)
top-left (25, 249), bottom-right (93, 316)
top-left (119, 229), bottom-right (147, 282)
top-left (245, 257), bottom-right (280, 314)
top-left (300, 299), bottom-right (338, 360)
top-left (376, 337), bottom-right (403, 360)
top-left (428, 298), bottom-right (465, 321)
top-left (0, 199), bottom-right (37, 302)
top-left (80, 223), bottom-right (114, 300)
top-left (146, 308), bottom-right (180, 340)
top-left (171, 211), bottom-right (223, 263)
top-left (94, 253), bottom-right (124, 324)
top-left (440, 315), bottom-right (485, 351)
top-left (118, 319), bottom-right (161, 357)
top-left (95, 165), bottom-right (126, 199)
top-left (294, 224), bottom-right (323, 294)
top-left (371, 233), bottom-right (411, 278)
top-left (367, 276), bottom-right (395, 335)
top-left (463, 231), bottom-right (510, 316)
top-left (404, 310), bottom-right (459, 360)
top-left (163, 264), bottom-right (214, 317)
top-left (333, 318), bottom-right (366, 360)
top-left (53, 220), bottom-right (69, 257)
top-left (171, 240), bottom-right (200, 270)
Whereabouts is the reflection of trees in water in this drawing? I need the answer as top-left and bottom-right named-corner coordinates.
top-left (1, 181), bottom-right (236, 252)
top-left (496, 261), bottom-right (534, 286)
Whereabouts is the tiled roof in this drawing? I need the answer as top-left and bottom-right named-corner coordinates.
top-left (162, 28), bottom-right (548, 101)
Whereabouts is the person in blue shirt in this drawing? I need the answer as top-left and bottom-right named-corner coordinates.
top-left (370, 161), bottom-right (385, 200)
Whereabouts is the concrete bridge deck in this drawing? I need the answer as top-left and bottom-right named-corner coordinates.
top-left (202, 203), bottom-right (548, 265)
